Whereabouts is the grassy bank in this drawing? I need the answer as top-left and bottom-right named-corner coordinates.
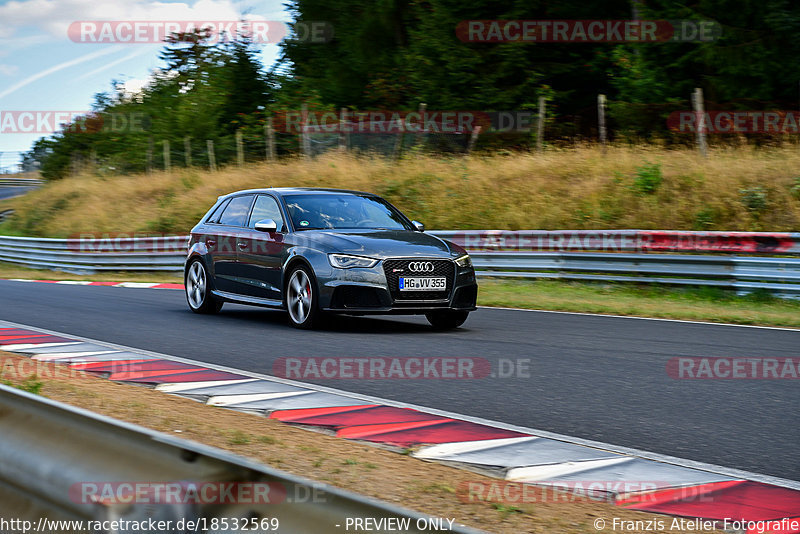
top-left (3, 145), bottom-right (800, 237)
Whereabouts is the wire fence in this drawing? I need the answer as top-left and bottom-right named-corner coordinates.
top-left (17, 88), bottom-right (800, 178)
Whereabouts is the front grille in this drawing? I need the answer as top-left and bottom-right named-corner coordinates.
top-left (383, 259), bottom-right (455, 301)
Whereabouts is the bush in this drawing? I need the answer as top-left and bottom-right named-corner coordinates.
top-left (739, 187), bottom-right (768, 216)
top-left (791, 177), bottom-right (800, 200)
top-left (633, 162), bottom-right (663, 194)
top-left (693, 208), bottom-right (717, 230)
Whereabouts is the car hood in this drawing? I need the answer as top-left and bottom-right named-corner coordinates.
top-left (297, 229), bottom-right (457, 258)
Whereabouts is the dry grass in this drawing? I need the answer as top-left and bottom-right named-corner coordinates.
top-left (3, 145), bottom-right (800, 237)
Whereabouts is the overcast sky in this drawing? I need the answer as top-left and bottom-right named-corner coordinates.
top-left (0, 0), bottom-right (289, 170)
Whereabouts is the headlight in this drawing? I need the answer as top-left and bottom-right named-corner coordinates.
top-left (328, 254), bottom-right (379, 269)
top-left (455, 254), bottom-right (472, 268)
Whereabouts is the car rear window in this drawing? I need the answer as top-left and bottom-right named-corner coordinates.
top-left (217, 195), bottom-right (254, 227)
top-left (205, 198), bottom-right (230, 224)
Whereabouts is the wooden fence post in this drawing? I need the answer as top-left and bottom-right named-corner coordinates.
top-left (184, 137), bottom-right (192, 167)
top-left (207, 140), bottom-right (217, 172)
top-left (598, 94), bottom-right (607, 150)
top-left (339, 107), bottom-right (349, 151)
top-left (301, 103), bottom-right (311, 158)
top-left (162, 140), bottom-right (171, 172)
top-left (146, 138), bottom-right (153, 174)
top-left (692, 87), bottom-right (708, 157)
top-left (414, 103), bottom-right (427, 149)
top-left (536, 97), bottom-right (546, 152)
top-left (236, 130), bottom-right (244, 166)
top-left (265, 118), bottom-right (275, 160)
top-left (467, 126), bottom-right (482, 154)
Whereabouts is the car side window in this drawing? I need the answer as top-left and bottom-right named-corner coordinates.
top-left (248, 195), bottom-right (285, 231)
top-left (217, 195), bottom-right (254, 227)
top-left (205, 198), bottom-right (230, 224)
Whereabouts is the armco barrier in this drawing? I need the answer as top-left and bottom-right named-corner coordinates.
top-left (1, 231), bottom-right (800, 296)
top-left (0, 178), bottom-right (44, 187)
top-left (0, 383), bottom-right (480, 533)
top-left (436, 230), bottom-right (800, 254)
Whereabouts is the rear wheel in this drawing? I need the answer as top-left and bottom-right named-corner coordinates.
top-left (185, 260), bottom-right (223, 314)
top-left (286, 265), bottom-right (321, 329)
top-left (426, 310), bottom-right (469, 330)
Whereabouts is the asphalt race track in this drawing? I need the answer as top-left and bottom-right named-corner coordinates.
top-left (0, 186), bottom-right (36, 201)
top-left (1, 279), bottom-right (797, 481)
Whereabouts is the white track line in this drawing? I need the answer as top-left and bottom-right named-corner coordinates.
top-left (478, 306), bottom-right (800, 331)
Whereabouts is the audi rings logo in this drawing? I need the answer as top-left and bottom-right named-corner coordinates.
top-left (408, 261), bottom-right (435, 273)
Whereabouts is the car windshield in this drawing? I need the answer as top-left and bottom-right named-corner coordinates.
top-left (283, 193), bottom-right (411, 231)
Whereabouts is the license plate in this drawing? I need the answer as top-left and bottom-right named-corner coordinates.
top-left (399, 277), bottom-right (447, 291)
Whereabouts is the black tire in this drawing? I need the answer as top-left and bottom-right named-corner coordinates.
top-left (426, 310), bottom-right (469, 330)
top-left (185, 259), bottom-right (223, 314)
top-left (285, 264), bottom-right (322, 329)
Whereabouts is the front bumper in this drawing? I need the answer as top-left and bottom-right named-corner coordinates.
top-left (320, 258), bottom-right (478, 315)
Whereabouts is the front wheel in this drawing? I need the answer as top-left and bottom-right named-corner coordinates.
top-left (426, 310), bottom-right (469, 330)
top-left (185, 260), bottom-right (223, 314)
top-left (286, 265), bottom-right (321, 329)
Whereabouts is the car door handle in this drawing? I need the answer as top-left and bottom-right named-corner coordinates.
top-left (205, 239), bottom-right (216, 247)
top-left (237, 242), bottom-right (247, 249)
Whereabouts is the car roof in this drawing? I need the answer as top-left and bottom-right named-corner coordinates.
top-left (218, 187), bottom-right (376, 199)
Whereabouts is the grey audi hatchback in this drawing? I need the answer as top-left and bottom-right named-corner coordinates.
top-left (185, 188), bottom-right (478, 329)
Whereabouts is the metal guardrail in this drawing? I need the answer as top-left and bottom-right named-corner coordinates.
top-left (0, 178), bottom-right (44, 187)
top-left (436, 229), bottom-right (800, 255)
top-left (0, 384), bottom-right (480, 533)
top-left (0, 209), bottom-right (13, 223)
top-left (0, 235), bottom-right (185, 272)
top-left (1, 231), bottom-right (800, 296)
top-left (471, 252), bottom-right (800, 297)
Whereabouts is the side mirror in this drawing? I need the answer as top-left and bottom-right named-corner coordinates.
top-left (254, 219), bottom-right (278, 232)
top-left (412, 220), bottom-right (425, 232)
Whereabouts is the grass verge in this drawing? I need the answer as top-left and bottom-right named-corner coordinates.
top-left (3, 146), bottom-right (800, 237)
top-left (0, 351), bottom-right (723, 534)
